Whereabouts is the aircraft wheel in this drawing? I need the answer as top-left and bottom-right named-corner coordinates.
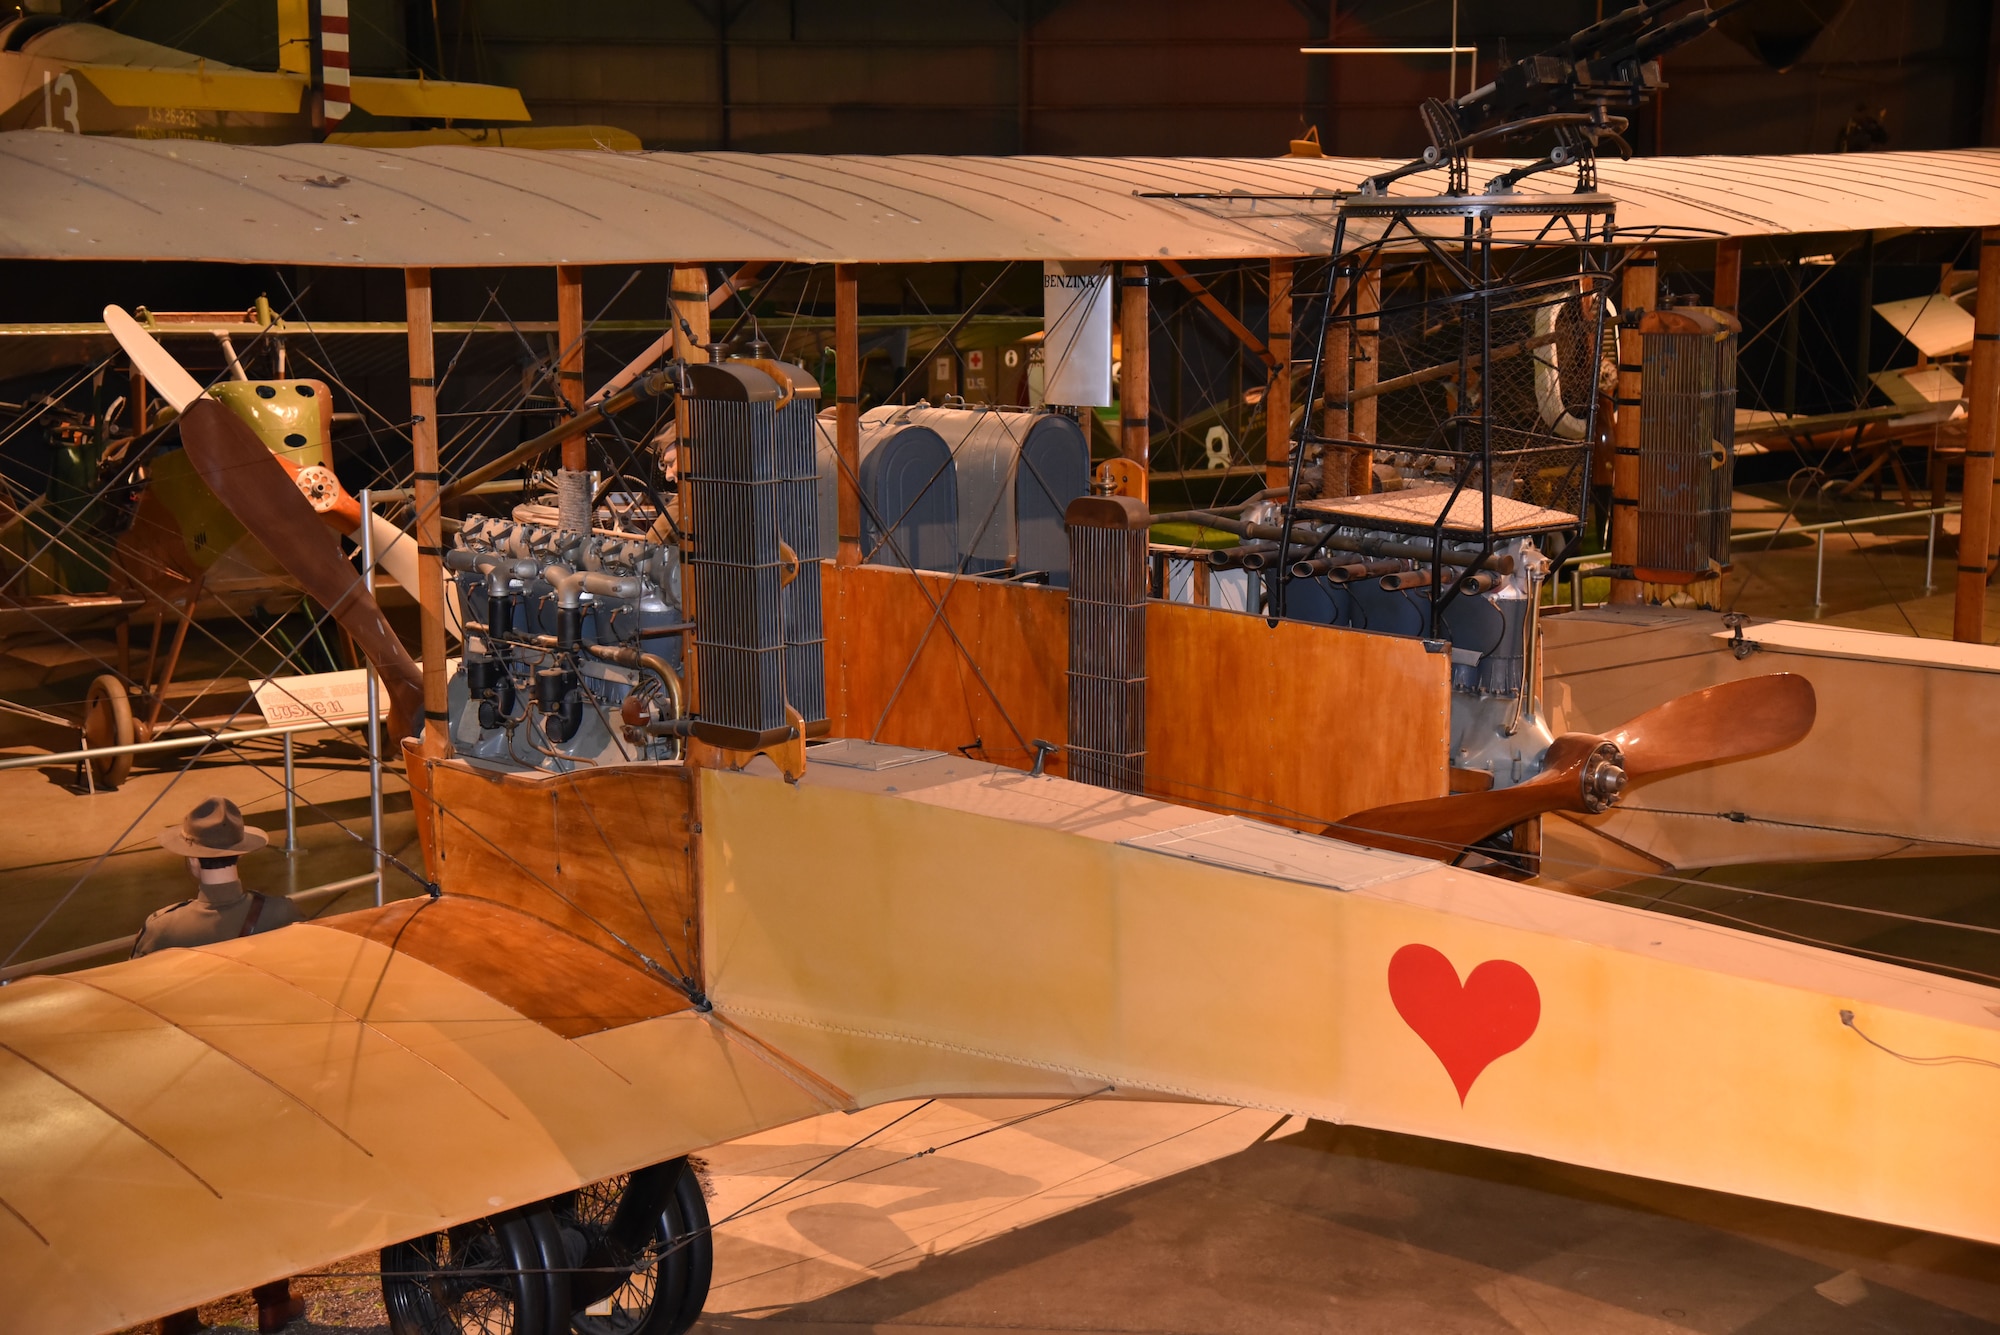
top-left (556, 1157), bottom-right (712, 1335)
top-left (82, 674), bottom-right (135, 789)
top-left (382, 1205), bottom-right (570, 1335)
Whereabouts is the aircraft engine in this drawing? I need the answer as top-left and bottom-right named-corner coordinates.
top-left (444, 511), bottom-right (687, 772)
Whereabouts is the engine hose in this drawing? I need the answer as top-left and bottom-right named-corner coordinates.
top-left (587, 643), bottom-right (686, 723)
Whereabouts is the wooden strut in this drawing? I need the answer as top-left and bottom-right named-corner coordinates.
top-left (1159, 260), bottom-right (1278, 368)
top-left (1349, 262), bottom-right (1380, 498)
top-left (407, 267), bottom-right (451, 758)
top-left (1611, 249), bottom-right (1656, 606)
top-left (1713, 237), bottom-right (1743, 317)
top-left (143, 567), bottom-right (206, 734)
top-left (1266, 258), bottom-right (1293, 491)
top-left (834, 263), bottom-right (861, 566)
top-left (556, 265), bottom-right (587, 473)
top-left (1319, 267), bottom-right (1352, 498)
top-left (670, 265), bottom-right (711, 751)
top-left (1954, 227), bottom-right (2000, 643)
top-left (1327, 329), bottom-right (1559, 407)
top-left (583, 262), bottom-right (769, 407)
top-left (1121, 262), bottom-right (1150, 499)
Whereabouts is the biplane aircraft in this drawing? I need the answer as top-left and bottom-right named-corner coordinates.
top-left (0, 0), bottom-right (633, 148)
top-left (4, 3), bottom-right (2000, 1333)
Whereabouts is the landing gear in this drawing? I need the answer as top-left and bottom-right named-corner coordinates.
top-left (381, 1207), bottom-right (568, 1335)
top-left (555, 1157), bottom-right (712, 1335)
top-left (380, 1160), bottom-right (713, 1335)
top-left (82, 674), bottom-right (134, 789)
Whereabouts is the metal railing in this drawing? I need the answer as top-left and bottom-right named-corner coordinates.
top-left (0, 716), bottom-right (372, 774)
top-left (2, 712), bottom-right (393, 908)
top-left (0, 873), bottom-right (379, 984)
top-left (1556, 504), bottom-right (1961, 610)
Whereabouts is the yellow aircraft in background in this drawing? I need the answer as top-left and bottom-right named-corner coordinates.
top-left (0, 0), bottom-right (636, 149)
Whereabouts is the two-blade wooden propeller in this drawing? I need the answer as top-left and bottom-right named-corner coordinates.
top-left (104, 307), bottom-right (425, 740)
top-left (1329, 674), bottom-right (1817, 860)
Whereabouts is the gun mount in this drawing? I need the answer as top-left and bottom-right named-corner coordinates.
top-left (1363, 0), bottom-right (1744, 198)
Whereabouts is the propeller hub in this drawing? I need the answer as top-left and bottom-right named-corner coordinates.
top-left (294, 463), bottom-right (342, 513)
top-left (1579, 741), bottom-right (1626, 813)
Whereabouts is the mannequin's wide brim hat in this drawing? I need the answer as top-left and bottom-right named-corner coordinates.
top-left (159, 796), bottom-right (268, 858)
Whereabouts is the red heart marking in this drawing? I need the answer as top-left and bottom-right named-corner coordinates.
top-left (1388, 943), bottom-right (1540, 1104)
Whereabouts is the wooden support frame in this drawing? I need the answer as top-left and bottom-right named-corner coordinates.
top-left (1348, 262), bottom-right (1380, 497)
top-left (1121, 262), bottom-right (1150, 494)
top-left (1611, 249), bottom-right (1656, 605)
top-left (406, 267), bottom-right (451, 758)
top-left (1159, 259), bottom-right (1277, 368)
top-left (671, 266), bottom-right (711, 362)
top-left (1265, 258), bottom-right (1294, 490)
top-left (834, 263), bottom-right (862, 566)
top-left (1713, 237), bottom-right (1743, 316)
top-left (1319, 268), bottom-right (1351, 498)
top-left (1955, 228), bottom-right (2000, 643)
top-left (556, 264), bottom-right (586, 473)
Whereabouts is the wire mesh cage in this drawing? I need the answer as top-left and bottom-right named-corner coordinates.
top-left (1366, 274), bottom-right (1607, 523)
top-left (1274, 195), bottom-right (1617, 623)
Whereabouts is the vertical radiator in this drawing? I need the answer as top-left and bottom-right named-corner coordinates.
top-left (1637, 307), bottom-right (1739, 583)
top-left (683, 361), bottom-right (823, 750)
top-left (769, 364), bottom-right (829, 733)
top-left (1065, 495), bottom-right (1150, 791)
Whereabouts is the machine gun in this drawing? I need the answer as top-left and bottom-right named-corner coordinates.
top-left (1361, 0), bottom-right (1746, 197)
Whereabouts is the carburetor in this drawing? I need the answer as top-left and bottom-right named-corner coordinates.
top-left (443, 513), bottom-right (689, 772)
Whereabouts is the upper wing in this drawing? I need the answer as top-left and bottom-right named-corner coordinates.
top-left (0, 897), bottom-right (838, 1335)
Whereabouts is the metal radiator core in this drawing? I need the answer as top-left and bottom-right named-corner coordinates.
top-left (1638, 307), bottom-right (1738, 581)
top-left (1066, 495), bottom-right (1149, 792)
top-left (685, 363), bottom-right (789, 749)
top-left (771, 372), bottom-right (828, 731)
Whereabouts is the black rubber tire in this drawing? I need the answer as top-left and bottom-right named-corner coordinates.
top-left (665, 1161), bottom-right (712, 1335)
top-left (559, 1158), bottom-right (712, 1335)
top-left (382, 1205), bottom-right (570, 1335)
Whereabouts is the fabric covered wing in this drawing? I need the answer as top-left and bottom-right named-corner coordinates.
top-left (0, 899), bottom-right (839, 1335)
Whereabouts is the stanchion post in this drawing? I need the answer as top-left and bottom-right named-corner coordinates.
top-left (1814, 532), bottom-right (1825, 612)
top-left (360, 486), bottom-right (384, 907)
top-left (283, 731), bottom-right (296, 854)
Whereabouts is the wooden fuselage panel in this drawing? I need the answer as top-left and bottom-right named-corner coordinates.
top-left (820, 561), bottom-right (1450, 828)
top-left (1144, 598), bottom-right (1449, 829)
top-left (701, 759), bottom-right (2000, 1251)
top-left (405, 750), bottom-right (700, 983)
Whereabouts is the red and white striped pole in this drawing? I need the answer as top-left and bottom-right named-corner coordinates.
top-left (318, 0), bottom-right (350, 123)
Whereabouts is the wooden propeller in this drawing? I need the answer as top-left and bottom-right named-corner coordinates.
top-left (106, 303), bottom-right (428, 737)
top-left (1330, 674), bottom-right (1817, 860)
top-left (176, 397), bottom-right (425, 741)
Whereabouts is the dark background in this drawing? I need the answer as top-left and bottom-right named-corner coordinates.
top-left (97, 0), bottom-right (2000, 158)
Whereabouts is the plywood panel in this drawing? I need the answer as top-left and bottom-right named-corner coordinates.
top-left (414, 757), bottom-right (700, 982)
top-left (819, 564), bottom-right (1450, 824)
top-left (705, 764), bottom-right (2000, 1251)
top-left (324, 897), bottom-right (690, 1037)
top-left (1541, 608), bottom-right (2000, 866)
top-left (822, 562), bottom-right (1069, 776)
top-left (1145, 602), bottom-right (1449, 829)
